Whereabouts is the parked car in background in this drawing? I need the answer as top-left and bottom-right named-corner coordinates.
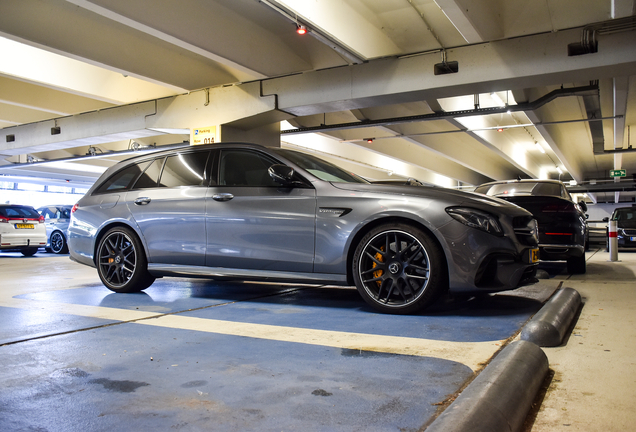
top-left (69, 143), bottom-right (539, 314)
top-left (604, 206), bottom-right (636, 249)
top-left (0, 204), bottom-right (48, 256)
top-left (474, 179), bottom-right (588, 274)
top-left (37, 205), bottom-right (73, 254)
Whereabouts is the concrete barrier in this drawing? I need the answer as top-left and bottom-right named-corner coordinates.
top-left (426, 340), bottom-right (548, 432)
top-left (521, 287), bottom-right (581, 347)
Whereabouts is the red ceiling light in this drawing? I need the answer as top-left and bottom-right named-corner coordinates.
top-left (497, 127), bottom-right (504, 132)
top-left (296, 24), bottom-right (307, 35)
top-left (366, 138), bottom-right (374, 143)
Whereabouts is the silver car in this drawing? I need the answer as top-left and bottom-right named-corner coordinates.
top-left (37, 205), bottom-right (73, 254)
top-left (69, 143), bottom-right (539, 314)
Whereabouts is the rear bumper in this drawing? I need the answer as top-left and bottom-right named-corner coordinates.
top-left (539, 243), bottom-right (585, 260)
top-left (0, 233), bottom-right (48, 249)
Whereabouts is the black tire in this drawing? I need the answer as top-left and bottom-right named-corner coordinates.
top-left (567, 254), bottom-right (586, 274)
top-left (50, 231), bottom-right (69, 254)
top-left (96, 226), bottom-right (155, 293)
top-left (352, 223), bottom-right (447, 314)
top-left (21, 247), bottom-right (39, 257)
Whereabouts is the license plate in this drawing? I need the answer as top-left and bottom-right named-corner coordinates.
top-left (530, 248), bottom-right (540, 263)
top-left (15, 224), bottom-right (34, 229)
top-left (631, 237), bottom-right (636, 242)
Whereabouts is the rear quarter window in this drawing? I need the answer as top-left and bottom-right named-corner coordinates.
top-left (94, 161), bottom-right (152, 194)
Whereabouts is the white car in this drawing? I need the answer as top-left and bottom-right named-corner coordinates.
top-left (0, 204), bottom-right (48, 256)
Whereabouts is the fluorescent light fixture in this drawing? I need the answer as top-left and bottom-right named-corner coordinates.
top-left (45, 161), bottom-right (108, 174)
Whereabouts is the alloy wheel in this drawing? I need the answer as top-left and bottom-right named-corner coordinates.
top-left (358, 230), bottom-right (431, 308)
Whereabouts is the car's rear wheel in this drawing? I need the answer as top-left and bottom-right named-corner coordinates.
top-left (96, 226), bottom-right (155, 293)
top-left (21, 247), bottom-right (38, 257)
top-left (352, 223), bottom-right (446, 314)
top-left (50, 231), bottom-right (68, 254)
top-left (567, 254), bottom-right (586, 274)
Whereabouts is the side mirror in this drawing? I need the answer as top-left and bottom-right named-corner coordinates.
top-left (268, 164), bottom-right (295, 185)
top-left (602, 217), bottom-right (609, 222)
top-left (578, 200), bottom-right (588, 212)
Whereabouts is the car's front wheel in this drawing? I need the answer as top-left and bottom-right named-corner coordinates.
top-left (96, 226), bottom-right (155, 293)
top-left (352, 223), bottom-right (447, 314)
top-left (50, 231), bottom-right (68, 254)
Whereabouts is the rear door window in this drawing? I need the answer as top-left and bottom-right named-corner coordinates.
top-left (132, 158), bottom-right (165, 189)
top-left (158, 151), bottom-right (210, 187)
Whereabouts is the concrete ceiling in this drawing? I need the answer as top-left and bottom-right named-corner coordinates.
top-left (0, 0), bottom-right (635, 203)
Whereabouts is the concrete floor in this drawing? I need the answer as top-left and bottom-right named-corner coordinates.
top-left (526, 249), bottom-right (636, 431)
top-left (1, 248), bottom-right (633, 431)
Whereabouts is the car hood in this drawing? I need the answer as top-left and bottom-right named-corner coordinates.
top-left (330, 183), bottom-right (530, 216)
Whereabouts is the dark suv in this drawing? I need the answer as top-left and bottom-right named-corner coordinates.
top-left (605, 206), bottom-right (636, 249)
top-left (474, 179), bottom-right (588, 274)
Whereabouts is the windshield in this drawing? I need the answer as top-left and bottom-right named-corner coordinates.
top-left (612, 208), bottom-right (636, 228)
top-left (475, 181), bottom-right (566, 198)
top-left (273, 149), bottom-right (369, 184)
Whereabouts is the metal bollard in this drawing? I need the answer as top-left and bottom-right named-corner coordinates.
top-left (608, 220), bottom-right (619, 262)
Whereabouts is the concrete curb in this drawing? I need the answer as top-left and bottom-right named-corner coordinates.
top-left (521, 287), bottom-right (581, 347)
top-left (426, 340), bottom-right (548, 432)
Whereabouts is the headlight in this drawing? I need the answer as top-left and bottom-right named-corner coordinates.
top-left (446, 207), bottom-right (504, 236)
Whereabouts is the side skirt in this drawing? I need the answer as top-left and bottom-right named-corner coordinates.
top-left (147, 264), bottom-right (348, 285)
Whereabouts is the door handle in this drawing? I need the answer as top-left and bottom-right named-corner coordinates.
top-left (134, 197), bottom-right (151, 205)
top-left (213, 193), bottom-right (234, 202)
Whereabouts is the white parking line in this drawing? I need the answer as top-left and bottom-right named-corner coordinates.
top-left (1, 295), bottom-right (502, 371)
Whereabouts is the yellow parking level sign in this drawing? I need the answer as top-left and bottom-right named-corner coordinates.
top-left (191, 126), bottom-right (217, 145)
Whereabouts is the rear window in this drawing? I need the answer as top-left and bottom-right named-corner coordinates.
top-left (475, 182), bottom-right (565, 198)
top-left (0, 205), bottom-right (41, 219)
top-left (38, 206), bottom-right (71, 219)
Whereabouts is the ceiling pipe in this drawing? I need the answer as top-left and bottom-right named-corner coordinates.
top-left (335, 115), bottom-right (623, 143)
top-left (281, 84), bottom-right (601, 135)
top-left (1, 142), bottom-right (190, 169)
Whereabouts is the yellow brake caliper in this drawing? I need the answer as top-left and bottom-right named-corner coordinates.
top-left (372, 246), bottom-right (385, 286)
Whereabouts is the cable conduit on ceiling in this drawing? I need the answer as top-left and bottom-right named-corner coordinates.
top-left (281, 84), bottom-right (602, 134)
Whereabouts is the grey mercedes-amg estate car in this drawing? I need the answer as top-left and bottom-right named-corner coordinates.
top-left (69, 143), bottom-right (539, 314)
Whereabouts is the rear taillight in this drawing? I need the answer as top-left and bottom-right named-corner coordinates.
top-left (71, 203), bottom-right (79, 213)
top-left (39, 215), bottom-right (45, 223)
top-left (0, 217), bottom-right (7, 223)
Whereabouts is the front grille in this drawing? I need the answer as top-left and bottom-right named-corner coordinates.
top-left (513, 216), bottom-right (539, 246)
top-left (623, 229), bottom-right (636, 236)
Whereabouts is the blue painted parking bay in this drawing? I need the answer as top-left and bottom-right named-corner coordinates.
top-left (0, 255), bottom-right (557, 431)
